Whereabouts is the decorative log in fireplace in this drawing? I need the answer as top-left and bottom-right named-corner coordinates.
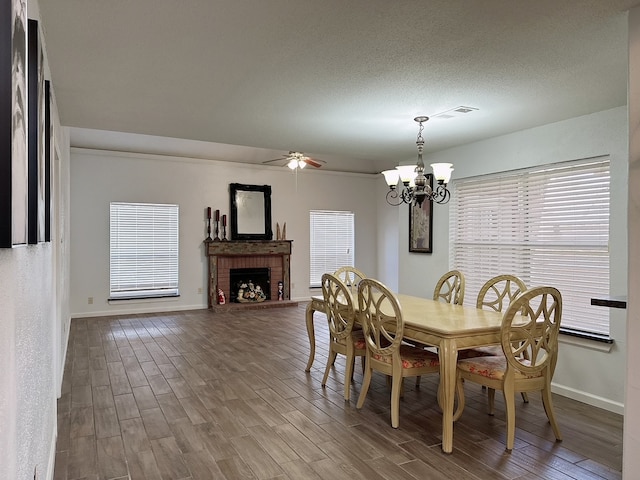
top-left (204, 240), bottom-right (292, 308)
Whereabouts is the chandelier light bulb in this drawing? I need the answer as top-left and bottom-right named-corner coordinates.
top-left (382, 169), bottom-right (400, 187)
top-left (431, 163), bottom-right (454, 184)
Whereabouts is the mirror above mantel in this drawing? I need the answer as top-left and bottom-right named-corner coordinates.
top-left (229, 183), bottom-right (273, 240)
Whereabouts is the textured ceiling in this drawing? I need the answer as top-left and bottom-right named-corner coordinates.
top-left (38, 0), bottom-right (640, 173)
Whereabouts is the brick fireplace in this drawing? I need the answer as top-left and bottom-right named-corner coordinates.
top-left (205, 240), bottom-right (292, 308)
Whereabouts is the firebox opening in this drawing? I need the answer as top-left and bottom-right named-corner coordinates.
top-left (229, 268), bottom-right (270, 303)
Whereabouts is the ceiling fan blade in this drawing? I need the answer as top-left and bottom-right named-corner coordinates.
top-left (262, 158), bottom-right (287, 165)
top-left (303, 158), bottom-right (325, 168)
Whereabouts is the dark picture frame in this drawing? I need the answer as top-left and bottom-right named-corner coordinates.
top-left (27, 18), bottom-right (42, 244)
top-left (409, 174), bottom-right (434, 253)
top-left (0, 0), bottom-right (27, 248)
top-left (44, 79), bottom-right (51, 241)
top-left (229, 183), bottom-right (273, 241)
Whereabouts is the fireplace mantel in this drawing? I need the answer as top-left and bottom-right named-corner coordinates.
top-left (205, 240), bottom-right (292, 308)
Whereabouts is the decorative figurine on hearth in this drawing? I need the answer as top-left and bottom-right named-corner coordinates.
top-left (218, 288), bottom-right (226, 304)
top-left (278, 281), bottom-right (284, 301)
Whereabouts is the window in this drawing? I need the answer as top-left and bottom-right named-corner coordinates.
top-left (310, 210), bottom-right (355, 288)
top-left (110, 202), bottom-right (179, 299)
top-left (450, 158), bottom-right (610, 337)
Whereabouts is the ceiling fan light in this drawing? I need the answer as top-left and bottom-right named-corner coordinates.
top-left (298, 160), bottom-right (306, 169)
top-left (287, 158), bottom-right (298, 170)
top-left (431, 163), bottom-right (454, 184)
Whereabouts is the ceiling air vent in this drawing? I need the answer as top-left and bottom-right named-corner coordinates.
top-left (432, 106), bottom-right (479, 119)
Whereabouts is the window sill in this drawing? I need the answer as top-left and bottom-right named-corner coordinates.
top-left (108, 294), bottom-right (180, 304)
top-left (559, 329), bottom-right (614, 353)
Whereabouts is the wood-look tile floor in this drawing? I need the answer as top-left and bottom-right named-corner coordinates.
top-left (54, 305), bottom-right (623, 480)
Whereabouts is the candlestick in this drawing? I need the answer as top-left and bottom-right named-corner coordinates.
top-left (215, 209), bottom-right (220, 221)
top-left (213, 218), bottom-right (220, 241)
top-left (207, 207), bottom-right (211, 219)
top-left (205, 207), bottom-right (212, 241)
top-left (221, 214), bottom-right (227, 241)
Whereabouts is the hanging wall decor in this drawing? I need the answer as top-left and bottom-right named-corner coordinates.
top-left (44, 80), bottom-right (51, 241)
top-left (27, 18), bottom-right (43, 244)
top-left (409, 174), bottom-right (434, 253)
top-left (0, 0), bottom-right (28, 247)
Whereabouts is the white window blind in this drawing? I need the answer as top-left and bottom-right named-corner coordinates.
top-left (310, 210), bottom-right (355, 288)
top-left (110, 202), bottom-right (179, 299)
top-left (450, 157), bottom-right (610, 336)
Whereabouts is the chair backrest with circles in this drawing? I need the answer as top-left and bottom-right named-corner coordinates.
top-left (476, 274), bottom-right (527, 313)
top-left (455, 285), bottom-right (563, 451)
top-left (321, 273), bottom-right (357, 343)
top-left (357, 278), bottom-right (404, 362)
top-left (433, 269), bottom-right (465, 305)
top-left (501, 285), bottom-right (562, 377)
top-left (333, 266), bottom-right (367, 294)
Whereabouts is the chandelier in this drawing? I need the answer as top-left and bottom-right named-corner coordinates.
top-left (382, 116), bottom-right (453, 206)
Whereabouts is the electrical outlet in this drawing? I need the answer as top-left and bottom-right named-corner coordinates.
top-left (197, 287), bottom-right (203, 294)
top-left (88, 297), bottom-right (93, 305)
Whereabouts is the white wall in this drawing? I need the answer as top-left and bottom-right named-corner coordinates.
top-left (390, 106), bottom-right (628, 413)
top-left (69, 149), bottom-right (379, 317)
top-left (0, 2), bottom-right (72, 479)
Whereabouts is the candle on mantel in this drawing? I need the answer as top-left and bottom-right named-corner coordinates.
top-left (222, 214), bottom-right (227, 227)
top-left (215, 209), bottom-right (220, 221)
top-left (207, 207), bottom-right (211, 219)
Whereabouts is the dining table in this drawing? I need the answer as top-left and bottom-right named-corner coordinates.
top-left (305, 292), bottom-right (507, 454)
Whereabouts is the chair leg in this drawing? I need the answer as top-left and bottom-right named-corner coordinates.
top-left (356, 358), bottom-right (372, 410)
top-left (453, 375), bottom-right (466, 422)
top-left (521, 392), bottom-right (529, 403)
top-left (321, 349), bottom-right (337, 388)
top-left (385, 375), bottom-right (405, 397)
top-left (343, 354), bottom-right (355, 401)
top-left (415, 375), bottom-right (421, 388)
top-left (503, 382), bottom-right (516, 452)
top-left (541, 387), bottom-right (563, 442)
top-left (390, 375), bottom-right (403, 428)
top-left (487, 388), bottom-right (496, 415)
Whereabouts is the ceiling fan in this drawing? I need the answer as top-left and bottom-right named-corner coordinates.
top-left (262, 151), bottom-right (326, 170)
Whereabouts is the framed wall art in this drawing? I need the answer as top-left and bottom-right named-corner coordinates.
top-left (409, 174), bottom-right (434, 253)
top-left (0, 0), bottom-right (28, 248)
top-left (44, 79), bottom-right (51, 241)
top-left (27, 18), bottom-right (40, 244)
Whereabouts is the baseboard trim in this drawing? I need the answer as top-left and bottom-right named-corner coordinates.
top-left (552, 382), bottom-right (624, 415)
top-left (71, 303), bottom-right (206, 318)
top-left (46, 421), bottom-right (57, 480)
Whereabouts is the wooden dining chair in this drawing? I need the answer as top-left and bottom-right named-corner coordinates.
top-left (321, 273), bottom-right (366, 401)
top-left (333, 266), bottom-right (367, 294)
top-left (356, 278), bottom-right (440, 428)
top-left (433, 269), bottom-right (465, 305)
top-left (475, 274), bottom-right (530, 403)
top-left (454, 286), bottom-right (563, 451)
top-left (415, 269), bottom-right (465, 387)
top-left (476, 274), bottom-right (527, 313)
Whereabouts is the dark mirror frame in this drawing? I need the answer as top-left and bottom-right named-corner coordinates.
top-left (229, 183), bottom-right (273, 241)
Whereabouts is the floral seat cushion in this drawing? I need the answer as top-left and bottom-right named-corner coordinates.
top-left (336, 329), bottom-right (367, 350)
top-left (373, 345), bottom-right (440, 368)
top-left (457, 355), bottom-right (543, 380)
